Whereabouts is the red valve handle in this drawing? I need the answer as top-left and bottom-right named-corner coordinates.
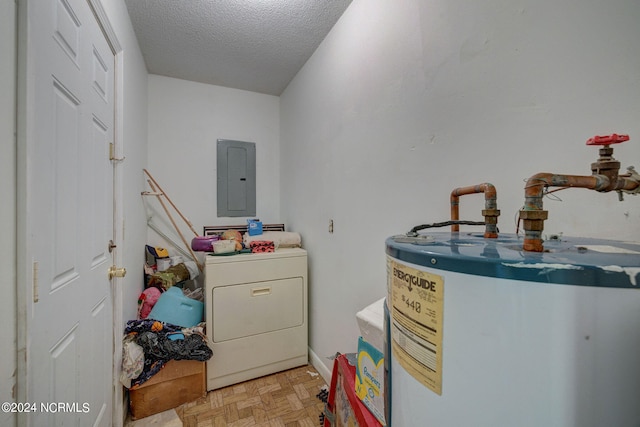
top-left (586, 133), bottom-right (629, 146)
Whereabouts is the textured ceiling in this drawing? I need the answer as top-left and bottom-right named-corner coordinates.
top-left (124, 0), bottom-right (353, 96)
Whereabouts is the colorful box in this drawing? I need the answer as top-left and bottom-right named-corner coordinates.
top-left (247, 219), bottom-right (263, 236)
top-left (355, 337), bottom-right (386, 425)
top-left (324, 353), bottom-right (382, 427)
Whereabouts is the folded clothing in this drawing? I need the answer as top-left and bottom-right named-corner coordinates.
top-left (243, 231), bottom-right (301, 248)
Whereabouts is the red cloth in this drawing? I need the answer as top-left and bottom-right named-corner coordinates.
top-left (250, 240), bottom-right (275, 253)
top-left (139, 287), bottom-right (162, 319)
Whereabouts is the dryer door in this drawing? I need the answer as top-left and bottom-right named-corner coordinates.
top-left (212, 277), bottom-right (304, 342)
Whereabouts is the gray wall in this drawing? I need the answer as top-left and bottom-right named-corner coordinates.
top-left (99, 0), bottom-right (150, 326)
top-left (280, 0), bottom-right (640, 377)
top-left (145, 75), bottom-right (281, 257)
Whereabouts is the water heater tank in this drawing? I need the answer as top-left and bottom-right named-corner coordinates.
top-left (385, 232), bottom-right (640, 427)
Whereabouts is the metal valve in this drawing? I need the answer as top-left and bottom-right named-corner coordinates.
top-left (587, 133), bottom-right (630, 191)
top-left (520, 132), bottom-right (637, 252)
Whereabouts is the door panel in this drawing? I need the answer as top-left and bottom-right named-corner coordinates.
top-left (89, 117), bottom-right (110, 269)
top-left (89, 297), bottom-right (110, 423)
top-left (49, 324), bottom-right (79, 426)
top-left (52, 80), bottom-right (80, 291)
top-left (27, 0), bottom-right (114, 425)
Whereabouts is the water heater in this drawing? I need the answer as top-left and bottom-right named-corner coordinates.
top-left (385, 232), bottom-right (640, 427)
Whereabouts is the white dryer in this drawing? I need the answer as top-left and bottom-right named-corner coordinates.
top-left (205, 248), bottom-right (308, 390)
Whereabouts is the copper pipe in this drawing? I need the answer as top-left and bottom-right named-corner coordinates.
top-left (450, 183), bottom-right (500, 238)
top-left (519, 172), bottom-right (639, 252)
top-left (519, 136), bottom-right (639, 252)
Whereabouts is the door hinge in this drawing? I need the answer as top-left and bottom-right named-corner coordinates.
top-left (109, 142), bottom-right (125, 162)
top-left (33, 261), bottom-right (39, 303)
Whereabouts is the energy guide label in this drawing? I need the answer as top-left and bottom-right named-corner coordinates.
top-left (388, 257), bottom-right (444, 395)
top-left (392, 317), bottom-right (437, 371)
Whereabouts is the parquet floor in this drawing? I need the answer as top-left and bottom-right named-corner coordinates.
top-left (175, 365), bottom-right (328, 427)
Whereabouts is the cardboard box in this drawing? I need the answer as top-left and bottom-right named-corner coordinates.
top-left (129, 360), bottom-right (206, 420)
top-left (356, 298), bottom-right (385, 352)
top-left (355, 337), bottom-right (386, 425)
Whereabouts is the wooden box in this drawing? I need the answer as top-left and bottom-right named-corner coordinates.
top-left (129, 360), bottom-right (206, 420)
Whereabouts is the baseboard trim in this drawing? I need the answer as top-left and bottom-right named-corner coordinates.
top-left (308, 347), bottom-right (332, 385)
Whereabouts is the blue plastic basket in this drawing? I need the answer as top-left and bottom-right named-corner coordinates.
top-left (148, 286), bottom-right (204, 328)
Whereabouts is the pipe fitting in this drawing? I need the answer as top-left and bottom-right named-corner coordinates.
top-left (617, 166), bottom-right (640, 198)
top-left (519, 209), bottom-right (548, 252)
top-left (450, 183), bottom-right (500, 238)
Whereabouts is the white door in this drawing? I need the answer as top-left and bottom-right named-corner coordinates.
top-left (25, 0), bottom-right (116, 425)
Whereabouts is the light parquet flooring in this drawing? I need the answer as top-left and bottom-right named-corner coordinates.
top-left (176, 365), bottom-right (327, 427)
